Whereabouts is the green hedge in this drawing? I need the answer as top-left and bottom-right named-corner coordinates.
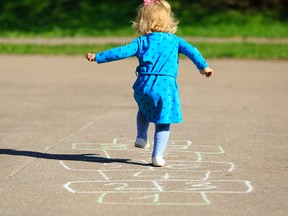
top-left (0, 0), bottom-right (287, 36)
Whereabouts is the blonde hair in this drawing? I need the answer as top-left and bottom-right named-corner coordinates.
top-left (132, 0), bottom-right (179, 35)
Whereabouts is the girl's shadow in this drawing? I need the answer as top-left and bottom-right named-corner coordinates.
top-left (0, 149), bottom-right (151, 166)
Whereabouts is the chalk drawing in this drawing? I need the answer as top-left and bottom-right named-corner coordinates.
top-left (61, 138), bottom-right (253, 206)
top-left (59, 165), bottom-right (210, 181)
top-left (64, 180), bottom-right (252, 194)
top-left (96, 192), bottom-right (211, 206)
top-left (60, 160), bottom-right (233, 172)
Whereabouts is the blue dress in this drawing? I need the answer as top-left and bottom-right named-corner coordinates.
top-left (96, 32), bottom-right (208, 124)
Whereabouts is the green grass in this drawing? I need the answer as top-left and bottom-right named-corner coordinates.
top-left (0, 44), bottom-right (114, 55)
top-left (195, 43), bottom-right (288, 59)
top-left (178, 23), bottom-right (288, 38)
top-left (1, 43), bottom-right (287, 59)
top-left (1, 22), bottom-right (288, 38)
top-left (0, 27), bottom-right (135, 38)
top-left (178, 11), bottom-right (288, 38)
top-left (1, 10), bottom-right (287, 38)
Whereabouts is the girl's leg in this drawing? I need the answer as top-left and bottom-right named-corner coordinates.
top-left (135, 110), bottom-right (150, 148)
top-left (152, 124), bottom-right (170, 166)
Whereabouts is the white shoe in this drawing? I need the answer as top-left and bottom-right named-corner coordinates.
top-left (135, 138), bottom-right (150, 148)
top-left (152, 156), bottom-right (165, 167)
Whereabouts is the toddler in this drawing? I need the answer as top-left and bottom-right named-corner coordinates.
top-left (86, 0), bottom-right (213, 167)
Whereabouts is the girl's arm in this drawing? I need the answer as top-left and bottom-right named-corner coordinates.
top-left (86, 38), bottom-right (139, 64)
top-left (178, 37), bottom-right (213, 77)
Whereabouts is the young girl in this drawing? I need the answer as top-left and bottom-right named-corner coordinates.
top-left (86, 0), bottom-right (213, 167)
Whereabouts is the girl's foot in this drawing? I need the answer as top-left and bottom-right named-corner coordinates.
top-left (135, 138), bottom-right (150, 148)
top-left (152, 156), bottom-right (165, 167)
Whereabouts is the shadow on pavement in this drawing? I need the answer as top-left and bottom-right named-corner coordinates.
top-left (0, 149), bottom-right (151, 167)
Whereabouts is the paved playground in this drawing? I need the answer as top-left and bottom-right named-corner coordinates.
top-left (0, 55), bottom-right (287, 215)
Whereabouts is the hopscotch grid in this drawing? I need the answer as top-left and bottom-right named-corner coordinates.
top-left (68, 190), bottom-right (252, 194)
top-left (59, 166), bottom-right (213, 181)
top-left (62, 138), bottom-right (253, 206)
top-left (96, 202), bottom-right (210, 206)
top-left (72, 146), bottom-right (224, 150)
top-left (65, 180), bottom-right (253, 194)
top-left (65, 179), bottom-right (253, 183)
top-left (60, 160), bottom-right (234, 173)
top-left (96, 191), bottom-right (211, 206)
top-left (60, 160), bottom-right (235, 166)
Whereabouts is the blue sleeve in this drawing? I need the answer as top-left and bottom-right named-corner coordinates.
top-left (178, 37), bottom-right (208, 70)
top-left (96, 38), bottom-right (139, 64)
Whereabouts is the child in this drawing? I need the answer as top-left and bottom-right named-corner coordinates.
top-left (86, 0), bottom-right (213, 167)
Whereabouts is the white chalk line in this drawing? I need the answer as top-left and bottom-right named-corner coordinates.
top-left (152, 181), bottom-right (164, 192)
top-left (63, 180), bottom-right (253, 194)
top-left (98, 170), bottom-right (110, 180)
top-left (129, 193), bottom-right (160, 203)
top-left (195, 146), bottom-right (226, 162)
top-left (97, 191), bottom-right (211, 206)
top-left (98, 194), bottom-right (210, 206)
top-left (64, 189), bottom-right (252, 195)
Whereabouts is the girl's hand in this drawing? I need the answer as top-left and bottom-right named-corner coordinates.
top-left (200, 67), bottom-right (214, 77)
top-left (86, 53), bottom-right (96, 62)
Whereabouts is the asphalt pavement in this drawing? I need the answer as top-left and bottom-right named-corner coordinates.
top-left (0, 56), bottom-right (287, 215)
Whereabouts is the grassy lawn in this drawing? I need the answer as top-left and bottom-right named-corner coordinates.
top-left (1, 10), bottom-right (288, 38)
top-left (1, 43), bottom-right (287, 59)
top-left (1, 22), bottom-right (288, 38)
top-left (1, 7), bottom-right (287, 59)
top-left (178, 11), bottom-right (288, 38)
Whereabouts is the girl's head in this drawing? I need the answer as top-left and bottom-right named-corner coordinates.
top-left (132, 0), bottom-right (179, 35)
